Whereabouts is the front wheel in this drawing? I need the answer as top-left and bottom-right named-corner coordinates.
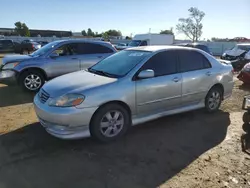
top-left (90, 104), bottom-right (131, 142)
top-left (205, 87), bottom-right (223, 113)
top-left (19, 70), bottom-right (45, 92)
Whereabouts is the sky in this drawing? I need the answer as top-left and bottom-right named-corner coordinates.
top-left (0, 0), bottom-right (249, 40)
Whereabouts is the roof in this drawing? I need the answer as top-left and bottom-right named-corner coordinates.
top-left (50, 39), bottom-right (111, 45)
top-left (125, 45), bottom-right (196, 52)
top-left (176, 43), bottom-right (206, 46)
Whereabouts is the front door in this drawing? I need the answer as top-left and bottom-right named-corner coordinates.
top-left (135, 50), bottom-right (182, 116)
top-left (45, 44), bottom-right (80, 78)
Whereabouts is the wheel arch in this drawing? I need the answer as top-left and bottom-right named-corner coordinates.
top-left (90, 100), bottom-right (132, 125)
top-left (18, 67), bottom-right (48, 81)
top-left (208, 83), bottom-right (224, 99)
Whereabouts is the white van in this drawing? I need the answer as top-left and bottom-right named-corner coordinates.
top-left (126, 34), bottom-right (174, 48)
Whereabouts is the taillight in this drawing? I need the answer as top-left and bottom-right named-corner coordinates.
top-left (32, 44), bottom-right (34, 48)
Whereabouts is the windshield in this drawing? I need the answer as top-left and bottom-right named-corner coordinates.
top-left (30, 41), bottom-right (60, 57)
top-left (194, 45), bottom-right (210, 53)
top-left (89, 50), bottom-right (151, 77)
top-left (236, 45), bottom-right (250, 51)
top-left (128, 40), bottom-right (142, 47)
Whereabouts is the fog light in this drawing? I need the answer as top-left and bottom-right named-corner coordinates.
top-left (242, 95), bottom-right (250, 110)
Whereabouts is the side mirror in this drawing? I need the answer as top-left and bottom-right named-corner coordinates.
top-left (50, 52), bottom-right (59, 59)
top-left (137, 69), bottom-right (154, 79)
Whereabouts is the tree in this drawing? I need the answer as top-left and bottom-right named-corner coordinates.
top-left (105, 30), bottom-right (122, 36)
top-left (176, 7), bottom-right (205, 42)
top-left (87, 28), bottom-right (94, 37)
top-left (125, 36), bottom-right (132, 40)
top-left (102, 32), bottom-right (109, 40)
top-left (14, 21), bottom-right (30, 37)
top-left (81, 30), bottom-right (87, 36)
top-left (160, 28), bottom-right (174, 35)
top-left (22, 23), bottom-right (30, 37)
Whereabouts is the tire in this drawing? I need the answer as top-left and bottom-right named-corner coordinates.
top-left (19, 70), bottom-right (45, 92)
top-left (205, 86), bottom-right (223, 113)
top-left (90, 104), bottom-right (131, 142)
top-left (243, 112), bottom-right (250, 124)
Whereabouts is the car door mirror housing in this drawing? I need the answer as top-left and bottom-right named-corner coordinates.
top-left (137, 69), bottom-right (154, 79)
top-left (50, 53), bottom-right (59, 59)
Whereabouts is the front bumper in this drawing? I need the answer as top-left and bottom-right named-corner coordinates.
top-left (33, 94), bottom-right (98, 139)
top-left (237, 71), bottom-right (250, 84)
top-left (0, 70), bottom-right (17, 85)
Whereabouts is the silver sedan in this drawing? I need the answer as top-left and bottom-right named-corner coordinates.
top-left (34, 46), bottom-right (234, 142)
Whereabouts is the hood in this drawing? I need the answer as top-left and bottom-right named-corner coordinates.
top-left (224, 48), bottom-right (246, 57)
top-left (42, 71), bottom-right (117, 98)
top-left (2, 54), bottom-right (32, 65)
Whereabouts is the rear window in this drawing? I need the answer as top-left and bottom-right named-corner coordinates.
top-left (179, 50), bottom-right (211, 72)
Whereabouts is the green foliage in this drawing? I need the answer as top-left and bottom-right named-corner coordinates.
top-left (105, 30), bottom-right (122, 36)
top-left (160, 28), bottom-right (174, 35)
top-left (87, 28), bottom-right (95, 37)
top-left (81, 28), bottom-right (122, 38)
top-left (102, 32), bottom-right (109, 39)
top-left (176, 7), bottom-right (205, 42)
top-left (125, 36), bottom-right (132, 40)
top-left (81, 30), bottom-right (87, 36)
top-left (14, 21), bottom-right (30, 37)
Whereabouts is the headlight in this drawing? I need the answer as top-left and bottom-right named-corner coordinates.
top-left (49, 94), bottom-right (85, 107)
top-left (242, 95), bottom-right (250, 110)
top-left (243, 63), bottom-right (250, 72)
top-left (2, 62), bottom-right (19, 70)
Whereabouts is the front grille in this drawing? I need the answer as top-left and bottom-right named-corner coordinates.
top-left (39, 89), bottom-right (50, 103)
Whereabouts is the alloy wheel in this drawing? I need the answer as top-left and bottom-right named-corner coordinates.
top-left (100, 110), bottom-right (124, 138)
top-left (24, 74), bottom-right (42, 91)
top-left (208, 91), bottom-right (221, 110)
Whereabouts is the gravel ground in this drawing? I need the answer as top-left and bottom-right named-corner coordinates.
top-left (0, 77), bottom-right (250, 188)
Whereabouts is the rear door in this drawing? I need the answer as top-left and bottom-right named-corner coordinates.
top-left (178, 50), bottom-right (214, 106)
top-left (45, 43), bottom-right (80, 78)
top-left (74, 43), bottom-right (114, 70)
top-left (135, 50), bottom-right (182, 116)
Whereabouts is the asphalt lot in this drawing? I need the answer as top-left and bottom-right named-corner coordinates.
top-left (0, 56), bottom-right (250, 188)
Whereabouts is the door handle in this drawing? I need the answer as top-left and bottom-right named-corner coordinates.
top-left (206, 71), bottom-right (211, 76)
top-left (172, 77), bottom-right (179, 82)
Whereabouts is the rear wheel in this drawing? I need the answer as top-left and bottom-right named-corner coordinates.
top-left (19, 70), bottom-right (45, 92)
top-left (205, 86), bottom-right (223, 113)
top-left (90, 104), bottom-right (130, 142)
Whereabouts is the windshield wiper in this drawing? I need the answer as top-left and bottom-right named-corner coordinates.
top-left (88, 68), bottom-right (118, 78)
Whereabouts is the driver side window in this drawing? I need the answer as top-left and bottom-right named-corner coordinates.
top-left (53, 44), bottom-right (72, 56)
top-left (140, 51), bottom-right (178, 77)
